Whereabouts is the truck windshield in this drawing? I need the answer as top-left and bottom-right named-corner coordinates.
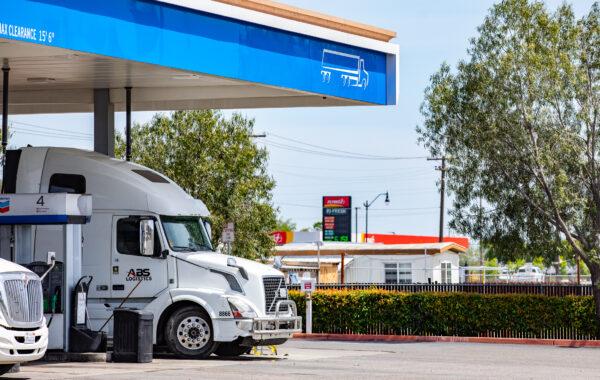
top-left (161, 216), bottom-right (212, 252)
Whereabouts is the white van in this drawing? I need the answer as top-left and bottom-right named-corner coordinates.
top-left (512, 265), bottom-right (545, 283)
top-left (1, 147), bottom-right (300, 359)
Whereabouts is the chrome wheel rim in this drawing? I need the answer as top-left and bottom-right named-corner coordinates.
top-left (176, 315), bottom-right (210, 350)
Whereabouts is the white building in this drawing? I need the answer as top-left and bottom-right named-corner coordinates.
top-left (273, 242), bottom-right (466, 284)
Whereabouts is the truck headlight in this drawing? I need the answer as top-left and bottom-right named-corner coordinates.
top-left (227, 297), bottom-right (257, 319)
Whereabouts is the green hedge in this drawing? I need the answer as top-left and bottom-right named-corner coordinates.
top-left (290, 290), bottom-right (597, 339)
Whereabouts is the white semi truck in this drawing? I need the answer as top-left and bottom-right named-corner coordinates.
top-left (0, 259), bottom-right (48, 375)
top-left (1, 147), bottom-right (300, 359)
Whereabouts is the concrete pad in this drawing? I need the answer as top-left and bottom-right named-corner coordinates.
top-left (6, 340), bottom-right (600, 379)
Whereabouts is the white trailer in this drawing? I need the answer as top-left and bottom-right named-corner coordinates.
top-left (1, 146), bottom-right (300, 359)
top-left (0, 259), bottom-right (48, 375)
top-left (321, 49), bottom-right (369, 89)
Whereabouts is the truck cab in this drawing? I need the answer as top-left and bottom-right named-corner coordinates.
top-left (2, 147), bottom-right (300, 359)
top-left (0, 259), bottom-right (48, 374)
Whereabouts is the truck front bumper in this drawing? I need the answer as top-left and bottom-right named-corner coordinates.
top-left (228, 300), bottom-right (301, 341)
top-left (251, 300), bottom-right (301, 340)
top-left (214, 300), bottom-right (301, 344)
top-left (0, 324), bottom-right (47, 364)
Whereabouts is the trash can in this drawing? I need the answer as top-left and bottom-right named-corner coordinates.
top-left (112, 308), bottom-right (153, 363)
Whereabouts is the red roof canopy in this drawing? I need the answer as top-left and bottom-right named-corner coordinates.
top-left (364, 234), bottom-right (470, 249)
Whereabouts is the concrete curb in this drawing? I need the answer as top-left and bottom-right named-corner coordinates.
top-left (292, 333), bottom-right (600, 347)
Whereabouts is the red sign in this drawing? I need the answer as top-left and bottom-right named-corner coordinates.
top-left (323, 196), bottom-right (351, 208)
top-left (271, 231), bottom-right (292, 245)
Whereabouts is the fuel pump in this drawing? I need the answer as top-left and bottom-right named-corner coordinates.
top-left (0, 193), bottom-right (92, 353)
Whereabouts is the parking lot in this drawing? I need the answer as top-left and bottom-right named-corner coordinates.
top-left (7, 339), bottom-right (600, 379)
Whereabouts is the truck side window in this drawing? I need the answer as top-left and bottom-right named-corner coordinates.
top-left (49, 173), bottom-right (86, 193)
top-left (116, 217), bottom-right (161, 257)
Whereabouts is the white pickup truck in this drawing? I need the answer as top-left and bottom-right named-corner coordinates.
top-left (0, 259), bottom-right (47, 375)
top-left (1, 147), bottom-right (300, 359)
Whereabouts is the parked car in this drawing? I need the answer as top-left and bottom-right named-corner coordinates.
top-left (512, 265), bottom-right (545, 283)
top-left (497, 267), bottom-right (511, 282)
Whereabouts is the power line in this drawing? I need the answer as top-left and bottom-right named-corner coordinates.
top-left (370, 206), bottom-right (439, 211)
top-left (271, 169), bottom-right (432, 182)
top-left (10, 128), bottom-right (92, 141)
top-left (268, 132), bottom-right (409, 159)
top-left (367, 211), bottom-right (439, 218)
top-left (269, 162), bottom-right (428, 173)
top-left (276, 202), bottom-right (439, 212)
top-left (11, 121), bottom-right (92, 137)
top-left (260, 139), bottom-right (427, 161)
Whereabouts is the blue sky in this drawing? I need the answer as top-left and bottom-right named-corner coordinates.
top-left (10, 0), bottom-right (597, 238)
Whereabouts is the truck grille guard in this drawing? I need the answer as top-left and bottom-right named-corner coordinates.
top-left (252, 300), bottom-right (302, 337)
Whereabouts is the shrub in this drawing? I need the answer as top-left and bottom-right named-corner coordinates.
top-left (290, 290), bottom-right (597, 339)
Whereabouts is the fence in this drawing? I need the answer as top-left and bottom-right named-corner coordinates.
top-left (289, 282), bottom-right (594, 297)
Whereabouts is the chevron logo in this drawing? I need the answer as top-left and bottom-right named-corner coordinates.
top-left (0, 198), bottom-right (10, 214)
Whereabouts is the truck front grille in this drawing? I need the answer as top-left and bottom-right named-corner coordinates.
top-left (263, 276), bottom-right (287, 314)
top-left (3, 278), bottom-right (43, 324)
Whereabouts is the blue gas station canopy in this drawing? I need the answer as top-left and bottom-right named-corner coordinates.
top-left (0, 0), bottom-right (399, 113)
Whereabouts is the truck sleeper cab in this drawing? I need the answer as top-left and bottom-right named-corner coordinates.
top-left (2, 147), bottom-right (300, 359)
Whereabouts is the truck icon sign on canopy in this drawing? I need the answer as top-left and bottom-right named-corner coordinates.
top-left (321, 49), bottom-right (369, 89)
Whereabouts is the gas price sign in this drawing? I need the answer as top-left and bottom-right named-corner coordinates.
top-left (322, 196), bottom-right (352, 242)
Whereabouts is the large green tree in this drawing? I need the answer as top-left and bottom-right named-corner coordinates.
top-left (115, 110), bottom-right (276, 259)
top-left (418, 0), bottom-right (600, 331)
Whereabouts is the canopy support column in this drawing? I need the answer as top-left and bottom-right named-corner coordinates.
top-left (125, 87), bottom-right (132, 161)
top-left (93, 89), bottom-right (115, 157)
top-left (2, 60), bottom-right (9, 157)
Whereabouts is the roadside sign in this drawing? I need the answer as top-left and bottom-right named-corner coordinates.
top-left (322, 196), bottom-right (352, 242)
top-left (222, 222), bottom-right (235, 243)
top-left (300, 278), bottom-right (316, 293)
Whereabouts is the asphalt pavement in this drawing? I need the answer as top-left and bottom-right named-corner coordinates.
top-left (7, 339), bottom-right (600, 379)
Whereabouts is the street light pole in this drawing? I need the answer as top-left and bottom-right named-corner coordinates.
top-left (363, 191), bottom-right (390, 242)
top-left (428, 156), bottom-right (447, 242)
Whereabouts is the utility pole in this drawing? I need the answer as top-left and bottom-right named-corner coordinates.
top-left (354, 206), bottom-right (360, 243)
top-left (428, 156), bottom-right (447, 242)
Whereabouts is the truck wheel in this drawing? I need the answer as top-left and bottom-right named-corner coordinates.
top-left (0, 364), bottom-right (15, 375)
top-left (214, 339), bottom-right (251, 357)
top-left (165, 306), bottom-right (218, 359)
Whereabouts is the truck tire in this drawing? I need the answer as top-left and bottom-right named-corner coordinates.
top-left (0, 364), bottom-right (15, 376)
top-left (214, 339), bottom-right (251, 357)
top-left (165, 306), bottom-right (218, 359)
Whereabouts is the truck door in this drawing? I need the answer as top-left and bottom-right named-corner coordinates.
top-left (110, 215), bottom-right (168, 299)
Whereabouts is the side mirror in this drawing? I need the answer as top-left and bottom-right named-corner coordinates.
top-left (139, 220), bottom-right (155, 256)
top-left (203, 219), bottom-right (212, 239)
